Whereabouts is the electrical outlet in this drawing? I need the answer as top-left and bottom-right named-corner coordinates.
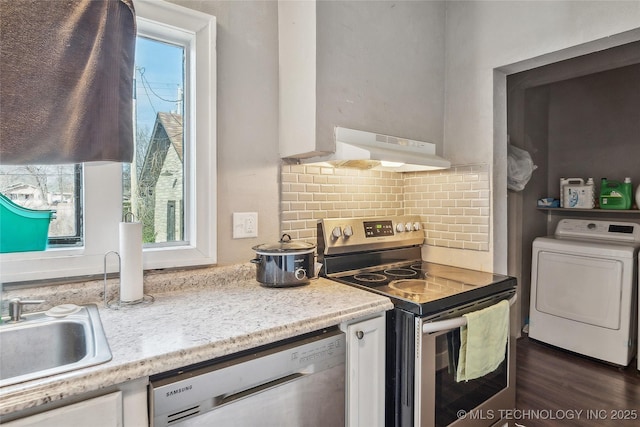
top-left (233, 212), bottom-right (258, 239)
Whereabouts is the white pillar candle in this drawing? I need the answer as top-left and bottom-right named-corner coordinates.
top-left (119, 221), bottom-right (143, 302)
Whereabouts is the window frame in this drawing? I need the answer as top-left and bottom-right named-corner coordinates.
top-left (47, 163), bottom-right (83, 247)
top-left (0, 0), bottom-right (216, 283)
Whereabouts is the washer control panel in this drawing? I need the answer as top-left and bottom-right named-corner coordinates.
top-left (555, 219), bottom-right (640, 243)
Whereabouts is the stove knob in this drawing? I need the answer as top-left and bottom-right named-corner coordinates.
top-left (331, 227), bottom-right (342, 239)
top-left (412, 222), bottom-right (421, 231)
top-left (405, 222), bottom-right (413, 231)
top-left (396, 223), bottom-right (405, 232)
top-left (343, 225), bottom-right (353, 238)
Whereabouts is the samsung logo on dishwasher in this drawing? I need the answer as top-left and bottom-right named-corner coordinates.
top-left (166, 385), bottom-right (193, 398)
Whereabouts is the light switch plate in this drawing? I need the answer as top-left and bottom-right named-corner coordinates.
top-left (233, 212), bottom-right (258, 239)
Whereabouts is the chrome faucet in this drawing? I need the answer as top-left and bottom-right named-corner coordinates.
top-left (8, 298), bottom-right (45, 323)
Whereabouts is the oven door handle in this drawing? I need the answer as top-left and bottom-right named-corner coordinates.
top-left (421, 293), bottom-right (517, 335)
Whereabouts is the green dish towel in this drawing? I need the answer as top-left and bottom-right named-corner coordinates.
top-left (456, 299), bottom-right (509, 382)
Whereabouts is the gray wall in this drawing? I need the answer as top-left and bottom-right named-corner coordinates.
top-left (547, 64), bottom-right (640, 192)
top-left (167, 0), bottom-right (640, 268)
top-left (315, 0), bottom-right (445, 153)
top-left (171, 0), bottom-right (446, 264)
top-left (168, 0), bottom-right (281, 265)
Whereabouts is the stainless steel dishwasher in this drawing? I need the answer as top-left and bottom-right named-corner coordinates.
top-left (149, 328), bottom-right (346, 427)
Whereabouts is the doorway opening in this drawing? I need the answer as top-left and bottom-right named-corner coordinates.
top-left (497, 33), bottom-right (640, 331)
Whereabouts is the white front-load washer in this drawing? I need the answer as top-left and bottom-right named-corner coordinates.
top-left (529, 219), bottom-right (640, 366)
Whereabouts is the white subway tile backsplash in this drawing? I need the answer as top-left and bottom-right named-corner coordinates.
top-left (281, 212), bottom-right (298, 221)
top-left (455, 216), bottom-right (473, 224)
top-left (449, 240), bottom-right (465, 249)
top-left (282, 192), bottom-right (298, 202)
top-left (280, 163), bottom-right (490, 251)
top-left (290, 183), bottom-right (306, 192)
top-left (281, 173), bottom-right (297, 183)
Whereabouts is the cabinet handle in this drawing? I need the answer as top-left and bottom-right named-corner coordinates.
top-left (355, 330), bottom-right (364, 340)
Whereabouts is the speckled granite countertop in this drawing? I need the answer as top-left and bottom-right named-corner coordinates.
top-left (0, 264), bottom-right (393, 416)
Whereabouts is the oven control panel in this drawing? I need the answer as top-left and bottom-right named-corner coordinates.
top-left (364, 220), bottom-right (394, 237)
top-left (318, 216), bottom-right (425, 255)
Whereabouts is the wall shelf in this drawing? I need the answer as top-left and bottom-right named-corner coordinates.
top-left (537, 207), bottom-right (640, 215)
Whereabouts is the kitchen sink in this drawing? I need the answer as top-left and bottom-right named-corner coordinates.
top-left (0, 304), bottom-right (112, 387)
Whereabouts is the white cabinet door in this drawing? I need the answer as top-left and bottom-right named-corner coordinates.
top-left (120, 377), bottom-right (149, 427)
top-left (3, 391), bottom-right (122, 427)
top-left (342, 314), bottom-right (386, 427)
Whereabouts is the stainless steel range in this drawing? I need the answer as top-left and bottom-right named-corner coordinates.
top-left (318, 216), bottom-right (517, 427)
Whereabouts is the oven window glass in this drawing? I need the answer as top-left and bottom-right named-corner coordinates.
top-left (435, 330), bottom-right (508, 427)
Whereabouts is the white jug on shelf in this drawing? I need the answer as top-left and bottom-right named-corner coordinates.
top-left (636, 184), bottom-right (640, 209)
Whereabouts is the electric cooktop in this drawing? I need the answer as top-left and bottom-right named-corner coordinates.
top-left (318, 216), bottom-right (516, 316)
top-left (329, 260), bottom-right (515, 315)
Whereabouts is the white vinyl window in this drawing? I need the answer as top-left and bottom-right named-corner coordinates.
top-left (0, 0), bottom-right (216, 283)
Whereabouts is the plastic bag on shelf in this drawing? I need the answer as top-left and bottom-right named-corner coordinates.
top-left (507, 144), bottom-right (537, 192)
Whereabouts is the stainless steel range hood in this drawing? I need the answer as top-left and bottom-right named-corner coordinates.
top-left (298, 127), bottom-right (450, 172)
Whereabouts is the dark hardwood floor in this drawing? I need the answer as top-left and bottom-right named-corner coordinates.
top-left (516, 336), bottom-right (640, 426)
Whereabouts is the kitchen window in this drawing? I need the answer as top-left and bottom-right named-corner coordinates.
top-left (0, 164), bottom-right (82, 247)
top-left (0, 0), bottom-right (216, 283)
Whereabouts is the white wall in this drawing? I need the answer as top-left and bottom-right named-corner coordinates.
top-left (166, 0), bottom-right (640, 269)
top-left (168, 0), bottom-right (281, 265)
top-left (440, 0), bottom-right (640, 273)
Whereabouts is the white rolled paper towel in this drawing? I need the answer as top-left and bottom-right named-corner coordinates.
top-left (119, 221), bottom-right (144, 302)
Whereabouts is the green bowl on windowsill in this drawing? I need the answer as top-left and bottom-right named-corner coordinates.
top-left (0, 193), bottom-right (54, 253)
